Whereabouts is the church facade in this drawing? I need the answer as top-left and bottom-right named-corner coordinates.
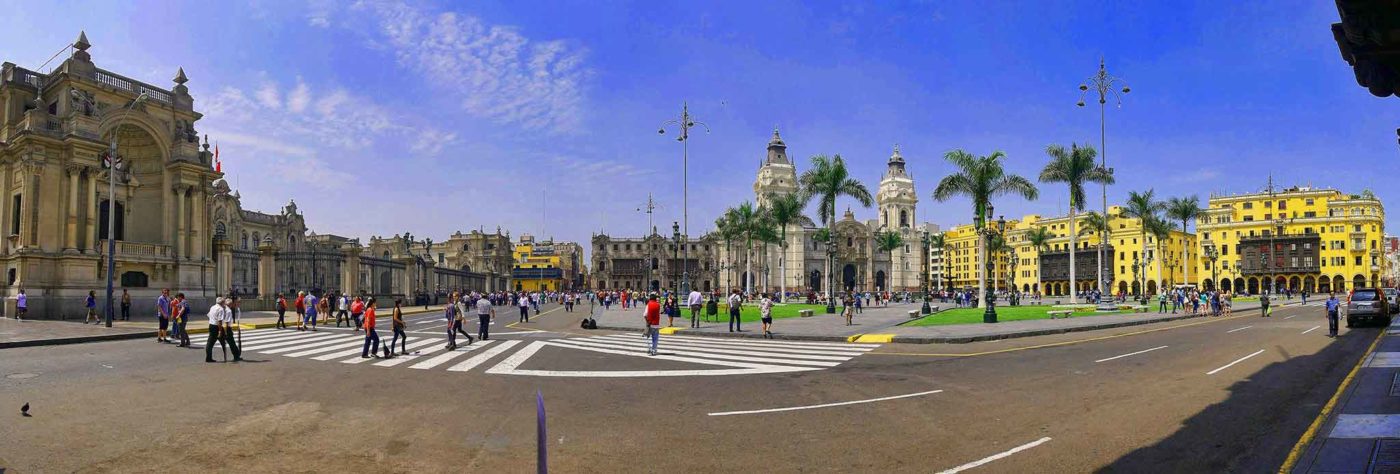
top-left (719, 130), bottom-right (934, 295)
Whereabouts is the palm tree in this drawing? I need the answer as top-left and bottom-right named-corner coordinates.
top-left (1165, 196), bottom-right (1202, 287)
top-left (755, 213), bottom-right (782, 293)
top-left (1122, 190), bottom-right (1166, 300)
top-left (987, 233), bottom-right (1011, 292)
top-left (725, 202), bottom-right (767, 296)
top-left (1145, 215), bottom-right (1173, 296)
top-left (714, 214), bottom-right (735, 290)
top-left (933, 150), bottom-right (1039, 311)
top-left (929, 232), bottom-right (947, 292)
top-left (1039, 143), bottom-right (1113, 303)
top-left (874, 230), bottom-right (904, 292)
top-left (1024, 226), bottom-right (1053, 296)
top-left (766, 192), bottom-right (815, 302)
top-left (798, 155), bottom-right (873, 312)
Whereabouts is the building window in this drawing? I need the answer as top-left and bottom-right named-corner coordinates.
top-left (1243, 202), bottom-right (1253, 209)
top-left (1304, 211), bottom-right (1316, 218)
top-left (1278, 200), bottom-right (1286, 210)
top-left (1306, 198), bottom-right (1314, 205)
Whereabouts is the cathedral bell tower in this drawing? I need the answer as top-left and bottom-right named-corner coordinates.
top-left (877, 145), bottom-right (917, 230)
top-left (753, 128), bottom-right (798, 208)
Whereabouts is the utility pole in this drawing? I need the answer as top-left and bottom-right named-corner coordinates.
top-left (637, 193), bottom-right (657, 293)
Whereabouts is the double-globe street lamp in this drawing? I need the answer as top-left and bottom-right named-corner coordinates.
top-left (1078, 58), bottom-right (1130, 310)
top-left (980, 211), bottom-right (1008, 323)
top-left (671, 221), bottom-right (681, 295)
top-left (1205, 244), bottom-right (1220, 292)
top-left (658, 103), bottom-right (709, 298)
top-left (103, 91), bottom-right (149, 327)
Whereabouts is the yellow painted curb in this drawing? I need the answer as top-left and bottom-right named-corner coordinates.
top-left (1278, 327), bottom-right (1387, 473)
top-left (659, 327), bottom-right (684, 335)
top-left (846, 334), bottom-right (864, 343)
top-left (854, 334), bottom-right (895, 343)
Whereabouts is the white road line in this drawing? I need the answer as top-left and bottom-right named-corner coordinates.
top-left (446, 340), bottom-right (522, 372)
top-left (593, 335), bottom-right (871, 356)
top-left (240, 333), bottom-right (342, 351)
top-left (485, 341), bottom-right (817, 378)
top-left (1302, 325), bottom-right (1321, 335)
top-left (1226, 326), bottom-right (1253, 333)
top-left (282, 340), bottom-right (364, 358)
top-left (1283, 315), bottom-right (1298, 320)
top-left (1206, 349), bottom-right (1267, 375)
top-left (187, 330), bottom-right (311, 349)
top-left (1094, 346), bottom-right (1168, 363)
top-left (310, 342), bottom-right (381, 361)
top-left (259, 335), bottom-right (359, 355)
top-left (708, 389), bottom-right (944, 416)
top-left (534, 340), bottom-right (803, 370)
top-left (372, 339), bottom-right (447, 367)
top-left (590, 336), bottom-right (857, 360)
top-left (409, 341), bottom-right (496, 369)
top-left (548, 338), bottom-right (841, 367)
top-left (934, 437), bottom-right (1053, 474)
top-left (664, 334), bottom-right (880, 349)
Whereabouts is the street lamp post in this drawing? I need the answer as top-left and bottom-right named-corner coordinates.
top-left (103, 92), bottom-right (149, 328)
top-left (1205, 245), bottom-right (1219, 292)
top-left (982, 214), bottom-right (1007, 323)
top-left (671, 221), bottom-right (681, 296)
top-left (1079, 58), bottom-right (1130, 310)
top-left (921, 230), bottom-right (932, 315)
top-left (1009, 247), bottom-right (1020, 306)
top-left (659, 103), bottom-right (709, 298)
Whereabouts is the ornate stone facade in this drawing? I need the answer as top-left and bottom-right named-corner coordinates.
top-left (590, 231), bottom-right (720, 293)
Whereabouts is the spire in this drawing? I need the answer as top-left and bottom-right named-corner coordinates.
top-left (173, 67), bottom-right (188, 85)
top-left (764, 127), bottom-right (789, 165)
top-left (885, 143), bottom-right (907, 176)
top-left (74, 31), bottom-right (91, 52)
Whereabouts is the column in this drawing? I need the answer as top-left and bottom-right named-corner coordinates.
top-left (0, 163), bottom-right (10, 255)
top-left (65, 166), bottom-right (79, 250)
top-left (341, 244), bottom-right (361, 296)
top-left (258, 241), bottom-right (277, 301)
top-left (173, 184), bottom-right (186, 260)
top-left (86, 169), bottom-right (98, 252)
top-left (214, 238), bottom-right (232, 296)
top-left (191, 186), bottom-right (205, 260)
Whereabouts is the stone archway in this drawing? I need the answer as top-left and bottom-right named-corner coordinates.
top-left (1304, 276), bottom-right (1315, 293)
top-left (842, 264), bottom-right (857, 292)
top-left (809, 270), bottom-right (822, 292)
top-left (1118, 281), bottom-right (1128, 296)
top-left (875, 270), bottom-right (886, 292)
top-left (1204, 279), bottom-right (1215, 291)
top-left (1354, 275), bottom-right (1368, 289)
top-left (1131, 281), bottom-right (1141, 296)
top-left (1234, 278), bottom-right (1246, 294)
top-left (102, 122), bottom-right (171, 246)
top-left (1220, 279), bottom-right (1231, 292)
top-left (1147, 280), bottom-right (1158, 295)
top-left (1247, 278), bottom-right (1259, 294)
top-left (1334, 275), bottom-right (1345, 292)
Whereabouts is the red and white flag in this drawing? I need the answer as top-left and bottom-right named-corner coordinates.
top-left (214, 143), bottom-right (221, 173)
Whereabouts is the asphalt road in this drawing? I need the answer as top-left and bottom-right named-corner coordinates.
top-left (0, 301), bottom-right (1377, 473)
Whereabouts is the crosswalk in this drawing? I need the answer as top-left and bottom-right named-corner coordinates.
top-left (192, 329), bottom-right (881, 378)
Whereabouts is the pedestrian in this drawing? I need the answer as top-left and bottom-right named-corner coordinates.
top-left (155, 288), bottom-right (172, 341)
top-left (452, 292), bottom-right (475, 346)
top-left (1158, 292), bottom-right (1167, 313)
top-left (644, 294), bottom-right (661, 356)
top-left (303, 292), bottom-right (319, 332)
top-left (665, 294), bottom-right (677, 328)
top-left (389, 298), bottom-right (407, 356)
top-left (120, 289), bottom-right (131, 321)
top-left (727, 288), bottom-right (743, 333)
top-left (173, 292), bottom-right (191, 347)
top-left (360, 297), bottom-right (381, 359)
top-left (275, 293), bottom-right (287, 329)
top-left (204, 297), bottom-right (241, 363)
top-left (12, 288), bottom-right (26, 321)
top-left (688, 288), bottom-right (703, 328)
top-left (760, 292), bottom-right (774, 339)
top-left (705, 293), bottom-right (718, 323)
top-left (337, 293), bottom-right (349, 327)
top-left (1261, 293), bottom-right (1272, 318)
top-left (84, 290), bottom-right (99, 324)
top-left (294, 291), bottom-right (307, 331)
top-left (168, 292), bottom-right (184, 345)
top-left (843, 293), bottom-right (855, 326)
top-left (350, 296), bottom-right (365, 332)
top-left (316, 295), bottom-right (331, 328)
top-left (518, 292), bottom-right (530, 323)
top-left (1325, 292), bottom-right (1341, 337)
top-left (854, 293), bottom-right (863, 314)
top-left (444, 294), bottom-right (460, 351)
top-left (476, 292), bottom-right (495, 341)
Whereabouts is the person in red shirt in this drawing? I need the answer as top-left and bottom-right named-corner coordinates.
top-left (644, 294), bottom-right (661, 356)
top-left (294, 291), bottom-right (307, 331)
top-left (360, 297), bottom-right (380, 358)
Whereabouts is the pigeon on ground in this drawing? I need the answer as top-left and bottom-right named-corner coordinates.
top-left (21, 402), bottom-right (30, 417)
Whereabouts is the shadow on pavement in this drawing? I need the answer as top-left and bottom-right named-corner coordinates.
top-left (1097, 327), bottom-right (1380, 473)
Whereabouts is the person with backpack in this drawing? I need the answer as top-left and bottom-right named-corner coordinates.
top-left (303, 292), bottom-right (319, 332)
top-left (275, 293), bottom-right (288, 329)
top-left (389, 298), bottom-right (408, 356)
top-left (1260, 293), bottom-right (1272, 318)
top-left (760, 292), bottom-right (774, 339)
top-left (727, 289), bottom-right (743, 332)
top-left (294, 291), bottom-right (307, 331)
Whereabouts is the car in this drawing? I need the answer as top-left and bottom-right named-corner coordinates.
top-left (1346, 288), bottom-right (1393, 327)
top-left (1385, 288), bottom-right (1399, 315)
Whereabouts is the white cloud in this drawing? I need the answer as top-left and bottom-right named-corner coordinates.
top-left (286, 79), bottom-right (310, 113)
top-left (409, 128), bottom-right (458, 156)
top-left (255, 81), bottom-right (280, 109)
top-left (353, 1), bottom-right (591, 134)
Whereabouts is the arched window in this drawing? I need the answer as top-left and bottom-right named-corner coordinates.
top-left (214, 222), bottom-right (226, 239)
top-left (900, 210), bottom-right (909, 228)
top-left (241, 232), bottom-right (249, 250)
top-left (252, 232), bottom-right (260, 246)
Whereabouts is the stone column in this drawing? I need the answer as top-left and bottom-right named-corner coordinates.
top-left (257, 240), bottom-right (277, 301)
top-left (214, 237), bottom-right (232, 297)
top-left (173, 184), bottom-right (187, 259)
top-left (86, 169), bottom-right (98, 252)
top-left (65, 165), bottom-right (80, 251)
top-left (191, 186), bottom-right (205, 260)
top-left (397, 256), bottom-right (417, 298)
top-left (341, 243), bottom-right (361, 296)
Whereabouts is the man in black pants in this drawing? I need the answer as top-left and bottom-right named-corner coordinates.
top-left (518, 294), bottom-right (530, 323)
top-left (727, 289), bottom-right (743, 332)
top-left (204, 297), bottom-right (241, 363)
top-left (476, 293), bottom-right (494, 341)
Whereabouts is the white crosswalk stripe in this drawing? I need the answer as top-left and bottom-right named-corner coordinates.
top-left (183, 329), bottom-right (881, 378)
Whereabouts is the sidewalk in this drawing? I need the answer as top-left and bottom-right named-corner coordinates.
top-left (0, 305), bottom-right (448, 349)
top-left (591, 298), bottom-right (1283, 344)
top-left (1287, 318), bottom-right (1400, 473)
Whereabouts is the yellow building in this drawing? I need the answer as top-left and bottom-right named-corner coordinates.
top-left (1196, 187), bottom-right (1385, 294)
top-left (940, 206), bottom-right (1197, 298)
top-left (512, 235), bottom-right (565, 292)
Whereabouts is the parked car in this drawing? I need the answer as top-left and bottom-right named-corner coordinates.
top-left (1346, 288), bottom-right (1392, 327)
top-left (1385, 288), bottom-right (1399, 315)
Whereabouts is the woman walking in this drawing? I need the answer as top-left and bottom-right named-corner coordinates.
top-left (760, 292), bottom-right (774, 339)
top-left (389, 298), bottom-right (407, 357)
top-left (843, 293), bottom-right (855, 326)
top-left (360, 297), bottom-right (380, 359)
top-left (664, 294), bottom-right (678, 328)
top-left (84, 290), bottom-right (98, 324)
top-left (294, 291), bottom-right (307, 331)
top-left (275, 293), bottom-right (287, 329)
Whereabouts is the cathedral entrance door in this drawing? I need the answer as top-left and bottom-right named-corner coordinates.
top-left (842, 264), bottom-right (856, 292)
top-left (875, 271), bottom-right (886, 292)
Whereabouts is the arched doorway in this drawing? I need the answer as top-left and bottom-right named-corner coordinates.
top-left (1289, 276), bottom-right (1301, 292)
top-left (103, 122), bottom-right (169, 245)
top-left (809, 270), bottom-right (822, 292)
top-left (1118, 281), bottom-right (1128, 295)
top-left (1022, 283), bottom-right (1030, 293)
top-left (651, 280), bottom-right (661, 292)
top-left (1275, 276), bottom-right (1287, 292)
top-left (1247, 278), bottom-right (1259, 294)
top-left (1031, 283), bottom-right (1039, 294)
top-left (1131, 281), bottom-right (1141, 296)
top-left (1304, 276), bottom-right (1315, 293)
top-left (1220, 279), bottom-right (1230, 292)
top-left (875, 270), bottom-right (887, 292)
top-left (842, 264), bottom-right (857, 292)
top-left (1319, 277), bottom-right (1331, 293)
top-left (1234, 278), bottom-right (1246, 294)
top-left (1147, 280), bottom-right (1158, 295)
top-left (1204, 279), bottom-right (1215, 291)
top-left (1354, 275), bottom-right (1367, 289)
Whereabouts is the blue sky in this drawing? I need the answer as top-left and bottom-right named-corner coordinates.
top-left (3, 1), bottom-right (1395, 251)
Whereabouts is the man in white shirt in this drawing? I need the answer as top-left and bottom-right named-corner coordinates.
top-left (204, 298), bottom-right (241, 363)
top-left (727, 289), bottom-right (743, 333)
top-left (518, 294), bottom-right (531, 323)
top-left (476, 293), bottom-right (495, 341)
top-left (336, 294), bottom-right (350, 327)
top-left (687, 289), bottom-right (703, 328)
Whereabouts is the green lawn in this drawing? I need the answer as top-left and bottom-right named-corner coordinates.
top-left (904, 305), bottom-right (1127, 327)
top-left (666, 303), bottom-right (831, 323)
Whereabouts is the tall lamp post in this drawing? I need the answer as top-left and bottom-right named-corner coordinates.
top-left (658, 103), bottom-right (709, 297)
top-left (1009, 247), bottom-right (1020, 306)
top-left (921, 229), bottom-right (932, 315)
top-left (981, 214), bottom-right (1007, 323)
top-left (103, 91), bottom-right (149, 328)
top-left (1205, 245), bottom-right (1219, 292)
top-left (671, 221), bottom-right (681, 295)
top-left (1079, 58), bottom-right (1129, 310)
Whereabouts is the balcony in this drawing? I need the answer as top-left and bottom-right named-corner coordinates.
top-left (98, 240), bottom-right (174, 260)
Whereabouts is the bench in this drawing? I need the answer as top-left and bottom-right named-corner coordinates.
top-left (929, 305), bottom-right (940, 314)
top-left (1131, 305), bottom-right (1149, 313)
top-left (798, 309), bottom-right (814, 318)
top-left (1047, 310), bottom-right (1073, 319)
top-left (908, 310), bottom-right (920, 319)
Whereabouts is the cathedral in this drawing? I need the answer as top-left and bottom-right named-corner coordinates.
top-left (718, 130), bottom-right (933, 295)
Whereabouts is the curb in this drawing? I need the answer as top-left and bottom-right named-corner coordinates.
top-left (1278, 322), bottom-right (1389, 473)
top-left (593, 303), bottom-right (1287, 345)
